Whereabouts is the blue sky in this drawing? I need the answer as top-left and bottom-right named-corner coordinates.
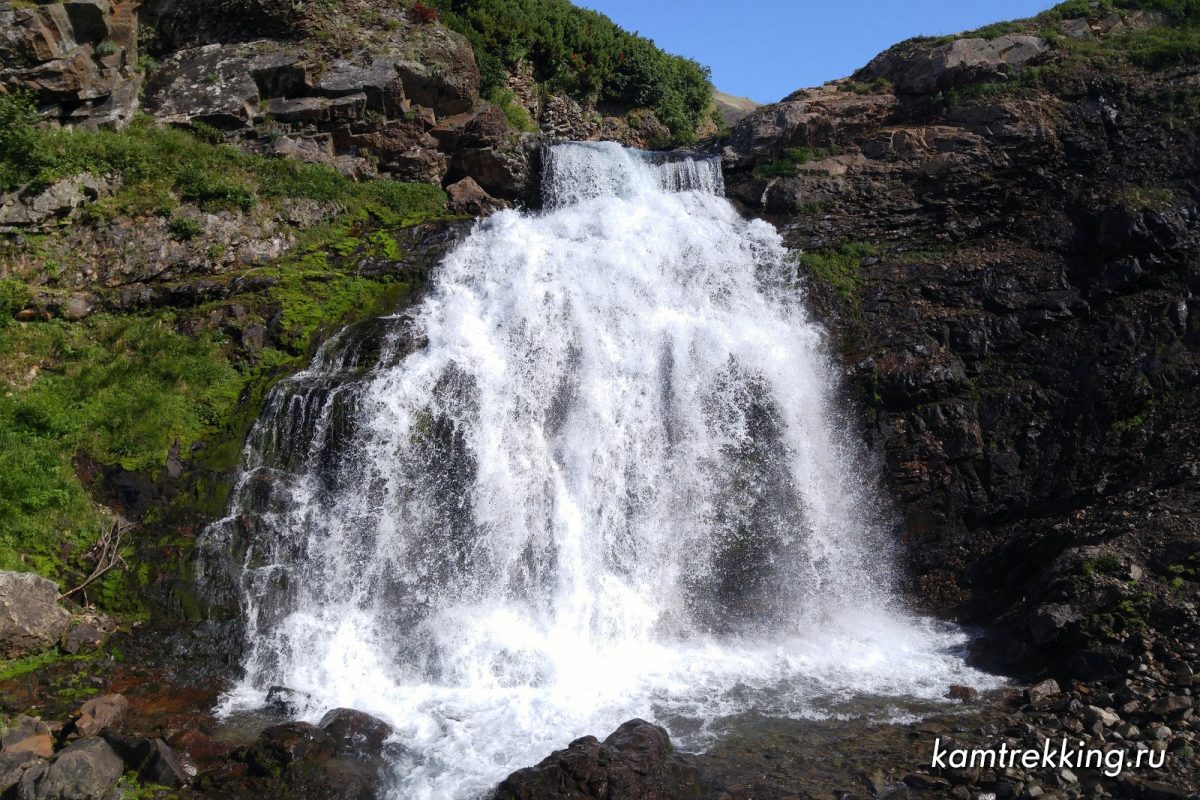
top-left (578, 0), bottom-right (1063, 103)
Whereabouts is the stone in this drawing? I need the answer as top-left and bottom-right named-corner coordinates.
top-left (72, 695), bottom-right (130, 738)
top-left (0, 751), bottom-right (42, 796)
top-left (246, 722), bottom-right (334, 776)
top-left (946, 685), bottom-right (978, 702)
top-left (903, 772), bottom-right (952, 790)
top-left (1026, 679), bottom-right (1061, 705)
top-left (0, 571), bottom-right (70, 659)
top-left (494, 719), bottom-right (702, 800)
top-left (140, 739), bottom-right (191, 788)
top-left (3, 717), bottom-right (54, 759)
top-left (446, 177), bottom-right (507, 218)
top-left (24, 737), bottom-right (123, 800)
top-left (1083, 705), bottom-right (1121, 728)
top-left (318, 708), bottom-right (395, 758)
top-left (1150, 695), bottom-right (1192, 715)
top-left (264, 685), bottom-right (312, 715)
top-left (1030, 603), bottom-right (1083, 645)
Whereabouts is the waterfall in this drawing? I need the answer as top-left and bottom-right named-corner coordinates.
top-left (203, 141), bottom-right (998, 799)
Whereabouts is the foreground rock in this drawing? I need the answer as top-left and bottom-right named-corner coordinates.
top-left (18, 737), bottom-right (124, 800)
top-left (494, 719), bottom-right (702, 800)
top-left (0, 571), bottom-right (71, 659)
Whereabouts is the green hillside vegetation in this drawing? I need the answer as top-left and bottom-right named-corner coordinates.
top-left (426, 0), bottom-right (713, 144)
top-left (0, 93), bottom-right (448, 608)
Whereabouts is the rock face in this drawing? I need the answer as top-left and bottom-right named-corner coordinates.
top-left (857, 34), bottom-right (1053, 94)
top-left (724, 12), bottom-right (1200, 681)
top-left (0, 571), bottom-right (71, 659)
top-left (493, 719), bottom-right (703, 800)
top-left (0, 0), bottom-right (141, 128)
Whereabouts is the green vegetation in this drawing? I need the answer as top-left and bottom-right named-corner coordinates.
top-left (793, 242), bottom-right (880, 302)
top-left (0, 94), bottom-right (450, 608)
top-left (486, 87), bottom-right (538, 133)
top-left (837, 77), bottom-right (893, 95)
top-left (1082, 552), bottom-right (1125, 576)
top-left (753, 146), bottom-right (834, 179)
top-left (426, 0), bottom-right (712, 144)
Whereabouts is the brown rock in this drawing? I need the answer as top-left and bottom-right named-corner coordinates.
top-left (73, 694), bottom-right (130, 738)
top-left (446, 177), bottom-right (506, 218)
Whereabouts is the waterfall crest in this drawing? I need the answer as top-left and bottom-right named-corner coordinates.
top-left (204, 141), bottom-right (998, 800)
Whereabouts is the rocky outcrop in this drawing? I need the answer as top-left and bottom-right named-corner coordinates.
top-left (857, 34), bottom-right (1053, 94)
top-left (494, 720), bottom-right (703, 800)
top-left (0, 0), bottom-right (140, 128)
top-left (0, 571), bottom-right (71, 659)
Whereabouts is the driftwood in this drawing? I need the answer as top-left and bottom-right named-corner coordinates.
top-left (59, 516), bottom-right (132, 603)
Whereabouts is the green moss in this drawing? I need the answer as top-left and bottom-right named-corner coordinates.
top-left (0, 650), bottom-right (68, 682)
top-left (794, 242), bottom-right (879, 302)
top-left (753, 146), bottom-right (834, 179)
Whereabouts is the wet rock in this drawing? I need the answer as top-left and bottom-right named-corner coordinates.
top-left (494, 719), bottom-right (702, 800)
top-left (72, 695), bottom-right (130, 739)
top-left (0, 572), bottom-right (71, 659)
top-left (946, 685), bottom-right (978, 702)
top-left (318, 708), bottom-right (394, 759)
top-left (264, 685), bottom-right (312, 715)
top-left (20, 737), bottom-right (123, 800)
top-left (245, 722), bottom-right (335, 776)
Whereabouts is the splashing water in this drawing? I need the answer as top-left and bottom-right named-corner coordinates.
top-left (204, 141), bottom-right (1000, 799)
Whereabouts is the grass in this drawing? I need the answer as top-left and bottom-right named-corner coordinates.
top-left (487, 87), bottom-right (538, 133)
top-left (794, 242), bottom-right (880, 302)
top-left (753, 146), bottom-right (834, 179)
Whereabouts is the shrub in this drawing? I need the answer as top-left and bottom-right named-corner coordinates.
top-left (427, 0), bottom-right (712, 144)
top-left (0, 92), bottom-right (41, 191)
top-left (168, 215), bottom-right (204, 239)
top-left (487, 87), bottom-right (537, 132)
top-left (411, 1), bottom-right (440, 23)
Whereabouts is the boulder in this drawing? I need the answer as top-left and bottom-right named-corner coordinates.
top-left (72, 694), bottom-right (130, 738)
top-left (140, 739), bottom-right (192, 788)
top-left (3, 717), bottom-right (55, 759)
top-left (0, 571), bottom-right (70, 659)
top-left (245, 722), bottom-right (334, 776)
top-left (0, 751), bottom-right (42, 796)
top-left (446, 177), bottom-right (507, 218)
top-left (494, 719), bottom-right (702, 800)
top-left (61, 621), bottom-right (104, 654)
top-left (313, 59), bottom-right (406, 114)
top-left (20, 737), bottom-right (123, 800)
top-left (318, 708), bottom-right (395, 758)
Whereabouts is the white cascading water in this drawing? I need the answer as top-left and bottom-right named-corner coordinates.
top-left (204, 141), bottom-right (1000, 799)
